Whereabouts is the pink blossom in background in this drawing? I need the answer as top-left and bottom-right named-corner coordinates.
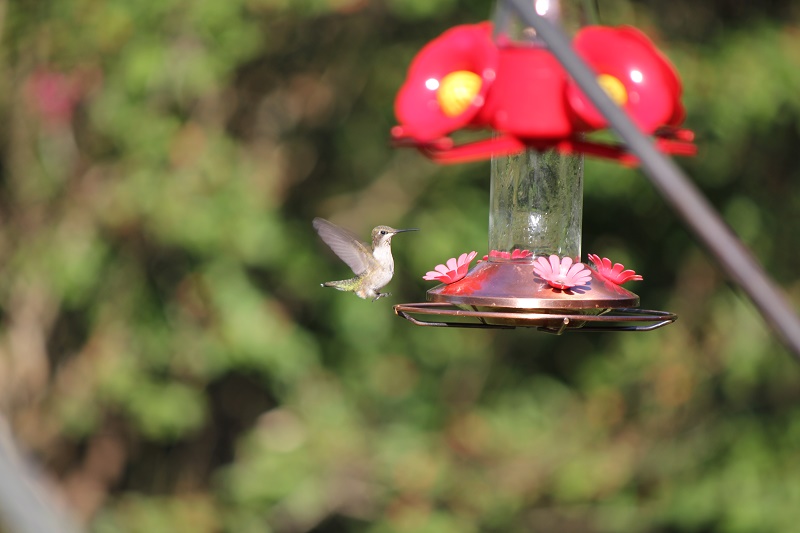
top-left (533, 254), bottom-right (592, 290)
top-left (587, 254), bottom-right (643, 285)
top-left (423, 251), bottom-right (478, 284)
top-left (24, 69), bottom-right (80, 129)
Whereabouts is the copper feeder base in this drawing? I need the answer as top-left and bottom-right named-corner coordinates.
top-left (394, 261), bottom-right (676, 333)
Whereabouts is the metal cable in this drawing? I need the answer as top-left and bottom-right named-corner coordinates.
top-left (0, 420), bottom-right (81, 533)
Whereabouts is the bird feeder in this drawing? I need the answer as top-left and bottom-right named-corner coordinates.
top-left (392, 1), bottom-right (692, 332)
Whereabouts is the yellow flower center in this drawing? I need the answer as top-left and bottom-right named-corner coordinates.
top-left (597, 73), bottom-right (628, 106)
top-left (436, 70), bottom-right (482, 117)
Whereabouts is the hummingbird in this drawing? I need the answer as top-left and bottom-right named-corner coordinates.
top-left (313, 217), bottom-right (418, 301)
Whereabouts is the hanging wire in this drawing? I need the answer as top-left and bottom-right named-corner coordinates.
top-left (0, 419), bottom-right (82, 533)
top-left (501, 0), bottom-right (800, 360)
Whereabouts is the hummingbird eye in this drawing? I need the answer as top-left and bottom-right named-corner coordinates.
top-left (380, 230), bottom-right (387, 235)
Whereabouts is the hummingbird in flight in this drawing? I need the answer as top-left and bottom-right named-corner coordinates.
top-left (313, 217), bottom-right (418, 301)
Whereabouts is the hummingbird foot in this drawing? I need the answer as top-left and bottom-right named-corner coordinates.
top-left (373, 292), bottom-right (391, 301)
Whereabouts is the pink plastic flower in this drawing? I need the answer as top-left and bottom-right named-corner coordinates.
top-left (533, 255), bottom-right (592, 290)
top-left (587, 254), bottom-right (643, 285)
top-left (480, 249), bottom-right (532, 261)
top-left (423, 251), bottom-right (478, 284)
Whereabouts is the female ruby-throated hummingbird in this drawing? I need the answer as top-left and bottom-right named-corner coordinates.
top-left (313, 217), bottom-right (418, 301)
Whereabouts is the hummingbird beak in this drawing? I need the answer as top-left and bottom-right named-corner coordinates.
top-left (392, 228), bottom-right (419, 234)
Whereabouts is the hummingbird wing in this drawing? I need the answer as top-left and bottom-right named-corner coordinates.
top-left (313, 217), bottom-right (373, 275)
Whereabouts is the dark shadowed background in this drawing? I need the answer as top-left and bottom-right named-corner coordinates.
top-left (1, 0), bottom-right (799, 531)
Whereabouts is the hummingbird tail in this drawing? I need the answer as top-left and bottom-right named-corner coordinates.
top-left (321, 279), bottom-right (353, 292)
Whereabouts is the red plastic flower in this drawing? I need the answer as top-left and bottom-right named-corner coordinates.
top-left (440, 262), bottom-right (493, 295)
top-left (480, 249), bottom-right (532, 261)
top-left (393, 22), bottom-right (497, 142)
top-left (423, 251), bottom-right (478, 284)
top-left (567, 26), bottom-right (685, 134)
top-left (587, 253), bottom-right (643, 285)
top-left (533, 254), bottom-right (592, 290)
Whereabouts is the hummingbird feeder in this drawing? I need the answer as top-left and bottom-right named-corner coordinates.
top-left (392, 0), bottom-right (694, 333)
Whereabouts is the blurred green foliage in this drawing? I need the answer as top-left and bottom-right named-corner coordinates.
top-left (1, 0), bottom-right (799, 532)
